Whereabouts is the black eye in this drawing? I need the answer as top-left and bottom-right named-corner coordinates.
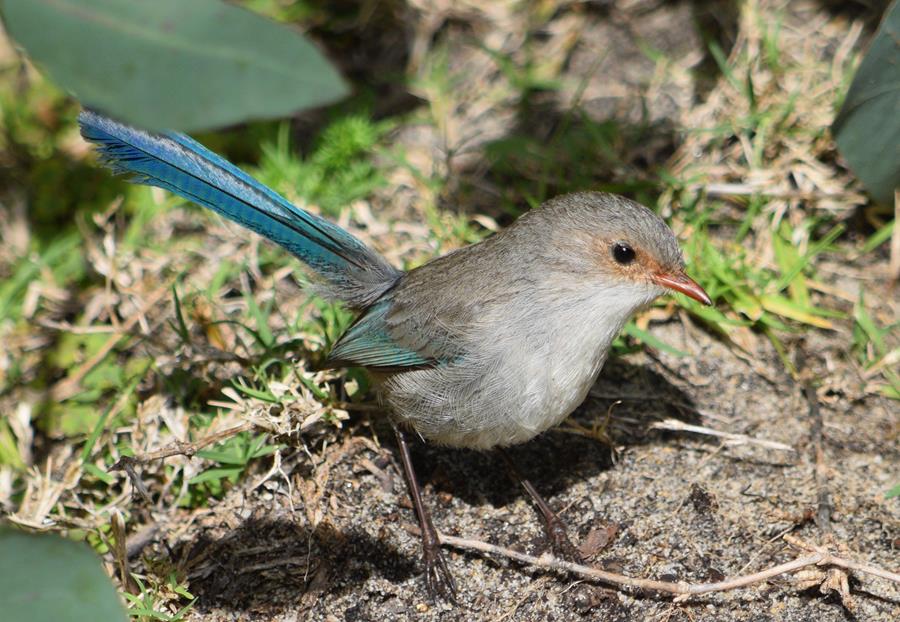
top-left (612, 242), bottom-right (636, 265)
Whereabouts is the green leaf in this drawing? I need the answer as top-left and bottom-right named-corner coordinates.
top-left (2, 0), bottom-right (348, 131)
top-left (188, 466), bottom-right (243, 485)
top-left (773, 223), bottom-right (844, 293)
top-left (242, 288), bottom-right (274, 348)
top-left (82, 462), bottom-right (115, 485)
top-left (0, 528), bottom-right (128, 622)
top-left (623, 322), bottom-right (688, 357)
top-left (759, 294), bottom-right (834, 329)
top-left (0, 232), bottom-right (81, 322)
top-left (44, 402), bottom-right (103, 437)
top-left (171, 284), bottom-right (191, 345)
top-left (0, 419), bottom-right (24, 469)
top-left (854, 294), bottom-right (887, 356)
top-left (231, 379), bottom-right (279, 402)
top-left (772, 222), bottom-right (810, 307)
top-left (80, 375), bottom-right (143, 464)
top-left (832, 1), bottom-right (900, 205)
top-left (861, 220), bottom-right (894, 253)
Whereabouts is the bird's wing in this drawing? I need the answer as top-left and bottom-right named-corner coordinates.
top-left (325, 245), bottom-right (499, 371)
top-left (326, 298), bottom-right (440, 370)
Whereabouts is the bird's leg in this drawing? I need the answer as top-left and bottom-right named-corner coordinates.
top-left (498, 448), bottom-right (583, 563)
top-left (392, 424), bottom-right (458, 602)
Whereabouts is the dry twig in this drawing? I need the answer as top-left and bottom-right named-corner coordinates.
top-left (431, 530), bottom-right (900, 601)
top-left (797, 354), bottom-right (833, 533)
top-left (110, 422), bottom-right (254, 503)
top-left (111, 422), bottom-right (254, 470)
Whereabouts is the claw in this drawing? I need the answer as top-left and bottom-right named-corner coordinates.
top-left (393, 425), bottom-right (460, 603)
top-left (423, 542), bottom-right (458, 603)
top-left (545, 516), bottom-right (584, 564)
top-left (498, 448), bottom-right (585, 566)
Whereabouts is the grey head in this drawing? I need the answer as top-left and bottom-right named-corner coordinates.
top-left (518, 192), bottom-right (711, 306)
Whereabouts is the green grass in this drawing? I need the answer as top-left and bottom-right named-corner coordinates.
top-left (852, 291), bottom-right (900, 399)
top-left (253, 114), bottom-right (392, 218)
top-left (123, 573), bottom-right (195, 622)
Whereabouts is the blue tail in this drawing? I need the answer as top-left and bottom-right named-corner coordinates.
top-left (78, 110), bottom-right (400, 309)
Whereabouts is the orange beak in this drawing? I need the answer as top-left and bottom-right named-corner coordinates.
top-left (652, 271), bottom-right (712, 306)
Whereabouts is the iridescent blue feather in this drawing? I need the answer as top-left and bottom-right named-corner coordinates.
top-left (78, 110), bottom-right (400, 310)
top-left (328, 298), bottom-right (431, 369)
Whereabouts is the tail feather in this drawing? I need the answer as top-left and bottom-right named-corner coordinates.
top-left (78, 110), bottom-right (400, 308)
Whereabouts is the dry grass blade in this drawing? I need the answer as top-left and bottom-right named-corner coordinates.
top-left (650, 418), bottom-right (795, 452)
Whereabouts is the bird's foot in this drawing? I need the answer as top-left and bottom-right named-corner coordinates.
top-left (423, 540), bottom-right (458, 603)
top-left (543, 516), bottom-right (584, 564)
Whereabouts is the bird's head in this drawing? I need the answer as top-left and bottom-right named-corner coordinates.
top-left (536, 192), bottom-right (711, 309)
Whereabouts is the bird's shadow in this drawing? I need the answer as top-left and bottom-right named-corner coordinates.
top-left (174, 517), bottom-right (418, 616)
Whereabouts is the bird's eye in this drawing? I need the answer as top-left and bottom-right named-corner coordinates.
top-left (612, 242), bottom-right (636, 265)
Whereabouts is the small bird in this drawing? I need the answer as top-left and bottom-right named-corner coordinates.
top-left (79, 110), bottom-right (711, 601)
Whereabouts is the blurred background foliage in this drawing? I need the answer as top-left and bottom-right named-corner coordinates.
top-left (2, 0), bottom-right (348, 131)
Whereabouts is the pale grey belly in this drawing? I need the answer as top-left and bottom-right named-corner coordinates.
top-left (379, 351), bottom-right (606, 449)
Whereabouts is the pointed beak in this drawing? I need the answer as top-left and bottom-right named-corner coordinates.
top-left (652, 271), bottom-right (712, 306)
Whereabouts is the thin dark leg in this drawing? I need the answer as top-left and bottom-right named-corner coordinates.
top-left (393, 424), bottom-right (458, 602)
top-left (498, 448), bottom-right (583, 563)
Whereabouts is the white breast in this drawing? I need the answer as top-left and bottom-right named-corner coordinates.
top-left (508, 297), bottom-right (624, 443)
top-left (383, 281), bottom-right (660, 450)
